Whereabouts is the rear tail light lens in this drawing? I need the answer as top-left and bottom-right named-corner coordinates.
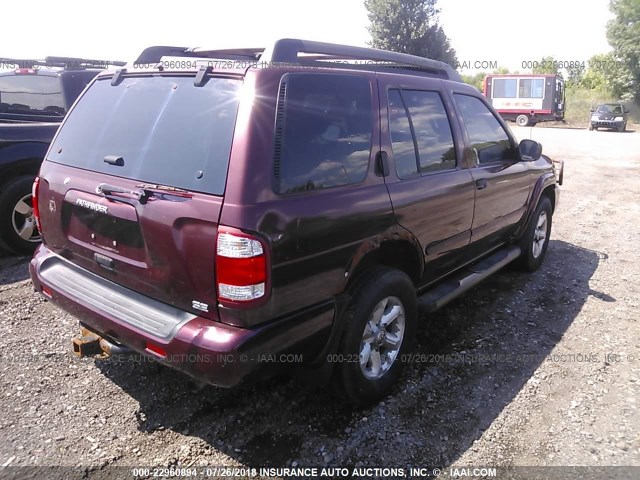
top-left (32, 177), bottom-right (41, 233)
top-left (216, 228), bottom-right (267, 303)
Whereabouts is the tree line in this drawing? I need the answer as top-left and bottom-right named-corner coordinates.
top-left (366, 0), bottom-right (640, 102)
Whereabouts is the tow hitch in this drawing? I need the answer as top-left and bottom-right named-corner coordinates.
top-left (72, 327), bottom-right (133, 357)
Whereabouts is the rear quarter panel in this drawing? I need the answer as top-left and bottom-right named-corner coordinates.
top-left (219, 68), bottom-right (397, 328)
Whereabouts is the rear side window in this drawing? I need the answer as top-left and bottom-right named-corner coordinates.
top-left (274, 74), bottom-right (372, 194)
top-left (49, 75), bottom-right (241, 195)
top-left (388, 89), bottom-right (456, 178)
top-left (453, 94), bottom-right (515, 164)
top-left (0, 75), bottom-right (65, 116)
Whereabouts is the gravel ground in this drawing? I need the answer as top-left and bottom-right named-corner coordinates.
top-left (0, 126), bottom-right (638, 478)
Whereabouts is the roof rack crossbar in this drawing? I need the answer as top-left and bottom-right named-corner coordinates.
top-left (135, 46), bottom-right (263, 65)
top-left (0, 57), bottom-right (125, 69)
top-left (45, 56), bottom-right (126, 67)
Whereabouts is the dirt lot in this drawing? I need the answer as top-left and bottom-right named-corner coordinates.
top-left (0, 126), bottom-right (639, 478)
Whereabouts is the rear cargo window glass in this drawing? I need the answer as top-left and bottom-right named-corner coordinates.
top-left (274, 74), bottom-right (372, 194)
top-left (49, 75), bottom-right (241, 195)
top-left (0, 75), bottom-right (65, 116)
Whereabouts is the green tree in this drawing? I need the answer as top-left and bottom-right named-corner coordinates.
top-left (566, 63), bottom-right (586, 87)
top-left (461, 72), bottom-right (487, 91)
top-left (532, 56), bottom-right (559, 75)
top-left (365, 0), bottom-right (458, 67)
top-left (606, 0), bottom-right (640, 101)
top-left (580, 53), bottom-right (616, 92)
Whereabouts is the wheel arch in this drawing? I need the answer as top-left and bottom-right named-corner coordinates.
top-left (346, 235), bottom-right (424, 293)
top-left (513, 173), bottom-right (556, 240)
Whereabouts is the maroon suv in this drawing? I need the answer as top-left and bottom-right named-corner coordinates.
top-left (29, 39), bottom-right (562, 404)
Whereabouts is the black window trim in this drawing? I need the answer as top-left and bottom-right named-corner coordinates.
top-left (386, 86), bottom-right (459, 179)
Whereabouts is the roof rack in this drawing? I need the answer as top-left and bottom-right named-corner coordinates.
top-left (134, 38), bottom-right (461, 82)
top-left (0, 56), bottom-right (126, 70)
top-left (135, 46), bottom-right (263, 64)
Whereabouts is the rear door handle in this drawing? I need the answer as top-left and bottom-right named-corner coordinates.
top-left (476, 178), bottom-right (488, 190)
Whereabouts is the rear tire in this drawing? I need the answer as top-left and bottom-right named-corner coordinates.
top-left (516, 115), bottom-right (530, 127)
top-left (334, 267), bottom-right (416, 405)
top-left (515, 197), bottom-right (553, 272)
top-left (0, 175), bottom-right (40, 255)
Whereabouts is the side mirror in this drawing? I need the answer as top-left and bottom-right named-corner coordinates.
top-left (590, 108), bottom-right (595, 112)
top-left (624, 108), bottom-right (630, 114)
top-left (519, 139), bottom-right (542, 161)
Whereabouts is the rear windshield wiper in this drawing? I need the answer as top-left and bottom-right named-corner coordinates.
top-left (97, 183), bottom-right (150, 204)
top-left (135, 183), bottom-right (193, 198)
top-left (97, 182), bottom-right (192, 205)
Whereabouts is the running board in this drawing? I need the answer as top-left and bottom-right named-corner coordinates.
top-left (417, 246), bottom-right (521, 313)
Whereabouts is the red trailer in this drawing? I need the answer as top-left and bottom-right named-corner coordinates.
top-left (483, 74), bottom-right (565, 127)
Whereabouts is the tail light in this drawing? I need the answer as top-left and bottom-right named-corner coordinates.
top-left (32, 177), bottom-right (42, 233)
top-left (215, 227), bottom-right (267, 303)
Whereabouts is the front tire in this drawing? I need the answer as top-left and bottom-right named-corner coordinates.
top-left (515, 197), bottom-right (553, 272)
top-left (334, 267), bottom-right (416, 405)
top-left (516, 115), bottom-right (530, 127)
top-left (0, 176), bottom-right (40, 255)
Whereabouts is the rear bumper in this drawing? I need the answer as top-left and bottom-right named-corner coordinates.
top-left (30, 246), bottom-right (334, 387)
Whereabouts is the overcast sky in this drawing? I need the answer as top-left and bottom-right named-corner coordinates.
top-left (0, 0), bottom-right (613, 72)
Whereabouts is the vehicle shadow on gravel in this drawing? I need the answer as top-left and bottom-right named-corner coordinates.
top-left (94, 239), bottom-right (607, 468)
top-left (0, 255), bottom-right (31, 285)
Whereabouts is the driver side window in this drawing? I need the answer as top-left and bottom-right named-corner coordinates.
top-left (453, 94), bottom-right (515, 164)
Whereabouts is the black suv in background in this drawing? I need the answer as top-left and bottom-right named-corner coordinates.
top-left (30, 40), bottom-right (563, 404)
top-left (0, 57), bottom-right (124, 254)
top-left (589, 102), bottom-right (629, 131)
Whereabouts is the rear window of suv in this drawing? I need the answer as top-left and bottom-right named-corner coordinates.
top-left (49, 75), bottom-right (241, 195)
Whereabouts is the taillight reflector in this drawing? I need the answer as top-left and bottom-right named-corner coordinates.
top-left (216, 228), bottom-right (267, 303)
top-left (145, 342), bottom-right (167, 358)
top-left (32, 177), bottom-right (42, 233)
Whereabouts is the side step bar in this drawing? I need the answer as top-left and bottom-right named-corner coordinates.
top-left (417, 246), bottom-right (521, 313)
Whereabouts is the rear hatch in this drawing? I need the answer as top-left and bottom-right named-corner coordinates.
top-left (38, 72), bottom-right (243, 320)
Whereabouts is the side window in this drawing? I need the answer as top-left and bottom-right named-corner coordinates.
top-left (519, 78), bottom-right (544, 98)
top-left (388, 89), bottom-right (418, 178)
top-left (493, 78), bottom-right (517, 98)
top-left (274, 74), bottom-right (372, 194)
top-left (402, 90), bottom-right (456, 173)
top-left (453, 94), bottom-right (515, 164)
top-left (387, 89), bottom-right (456, 178)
